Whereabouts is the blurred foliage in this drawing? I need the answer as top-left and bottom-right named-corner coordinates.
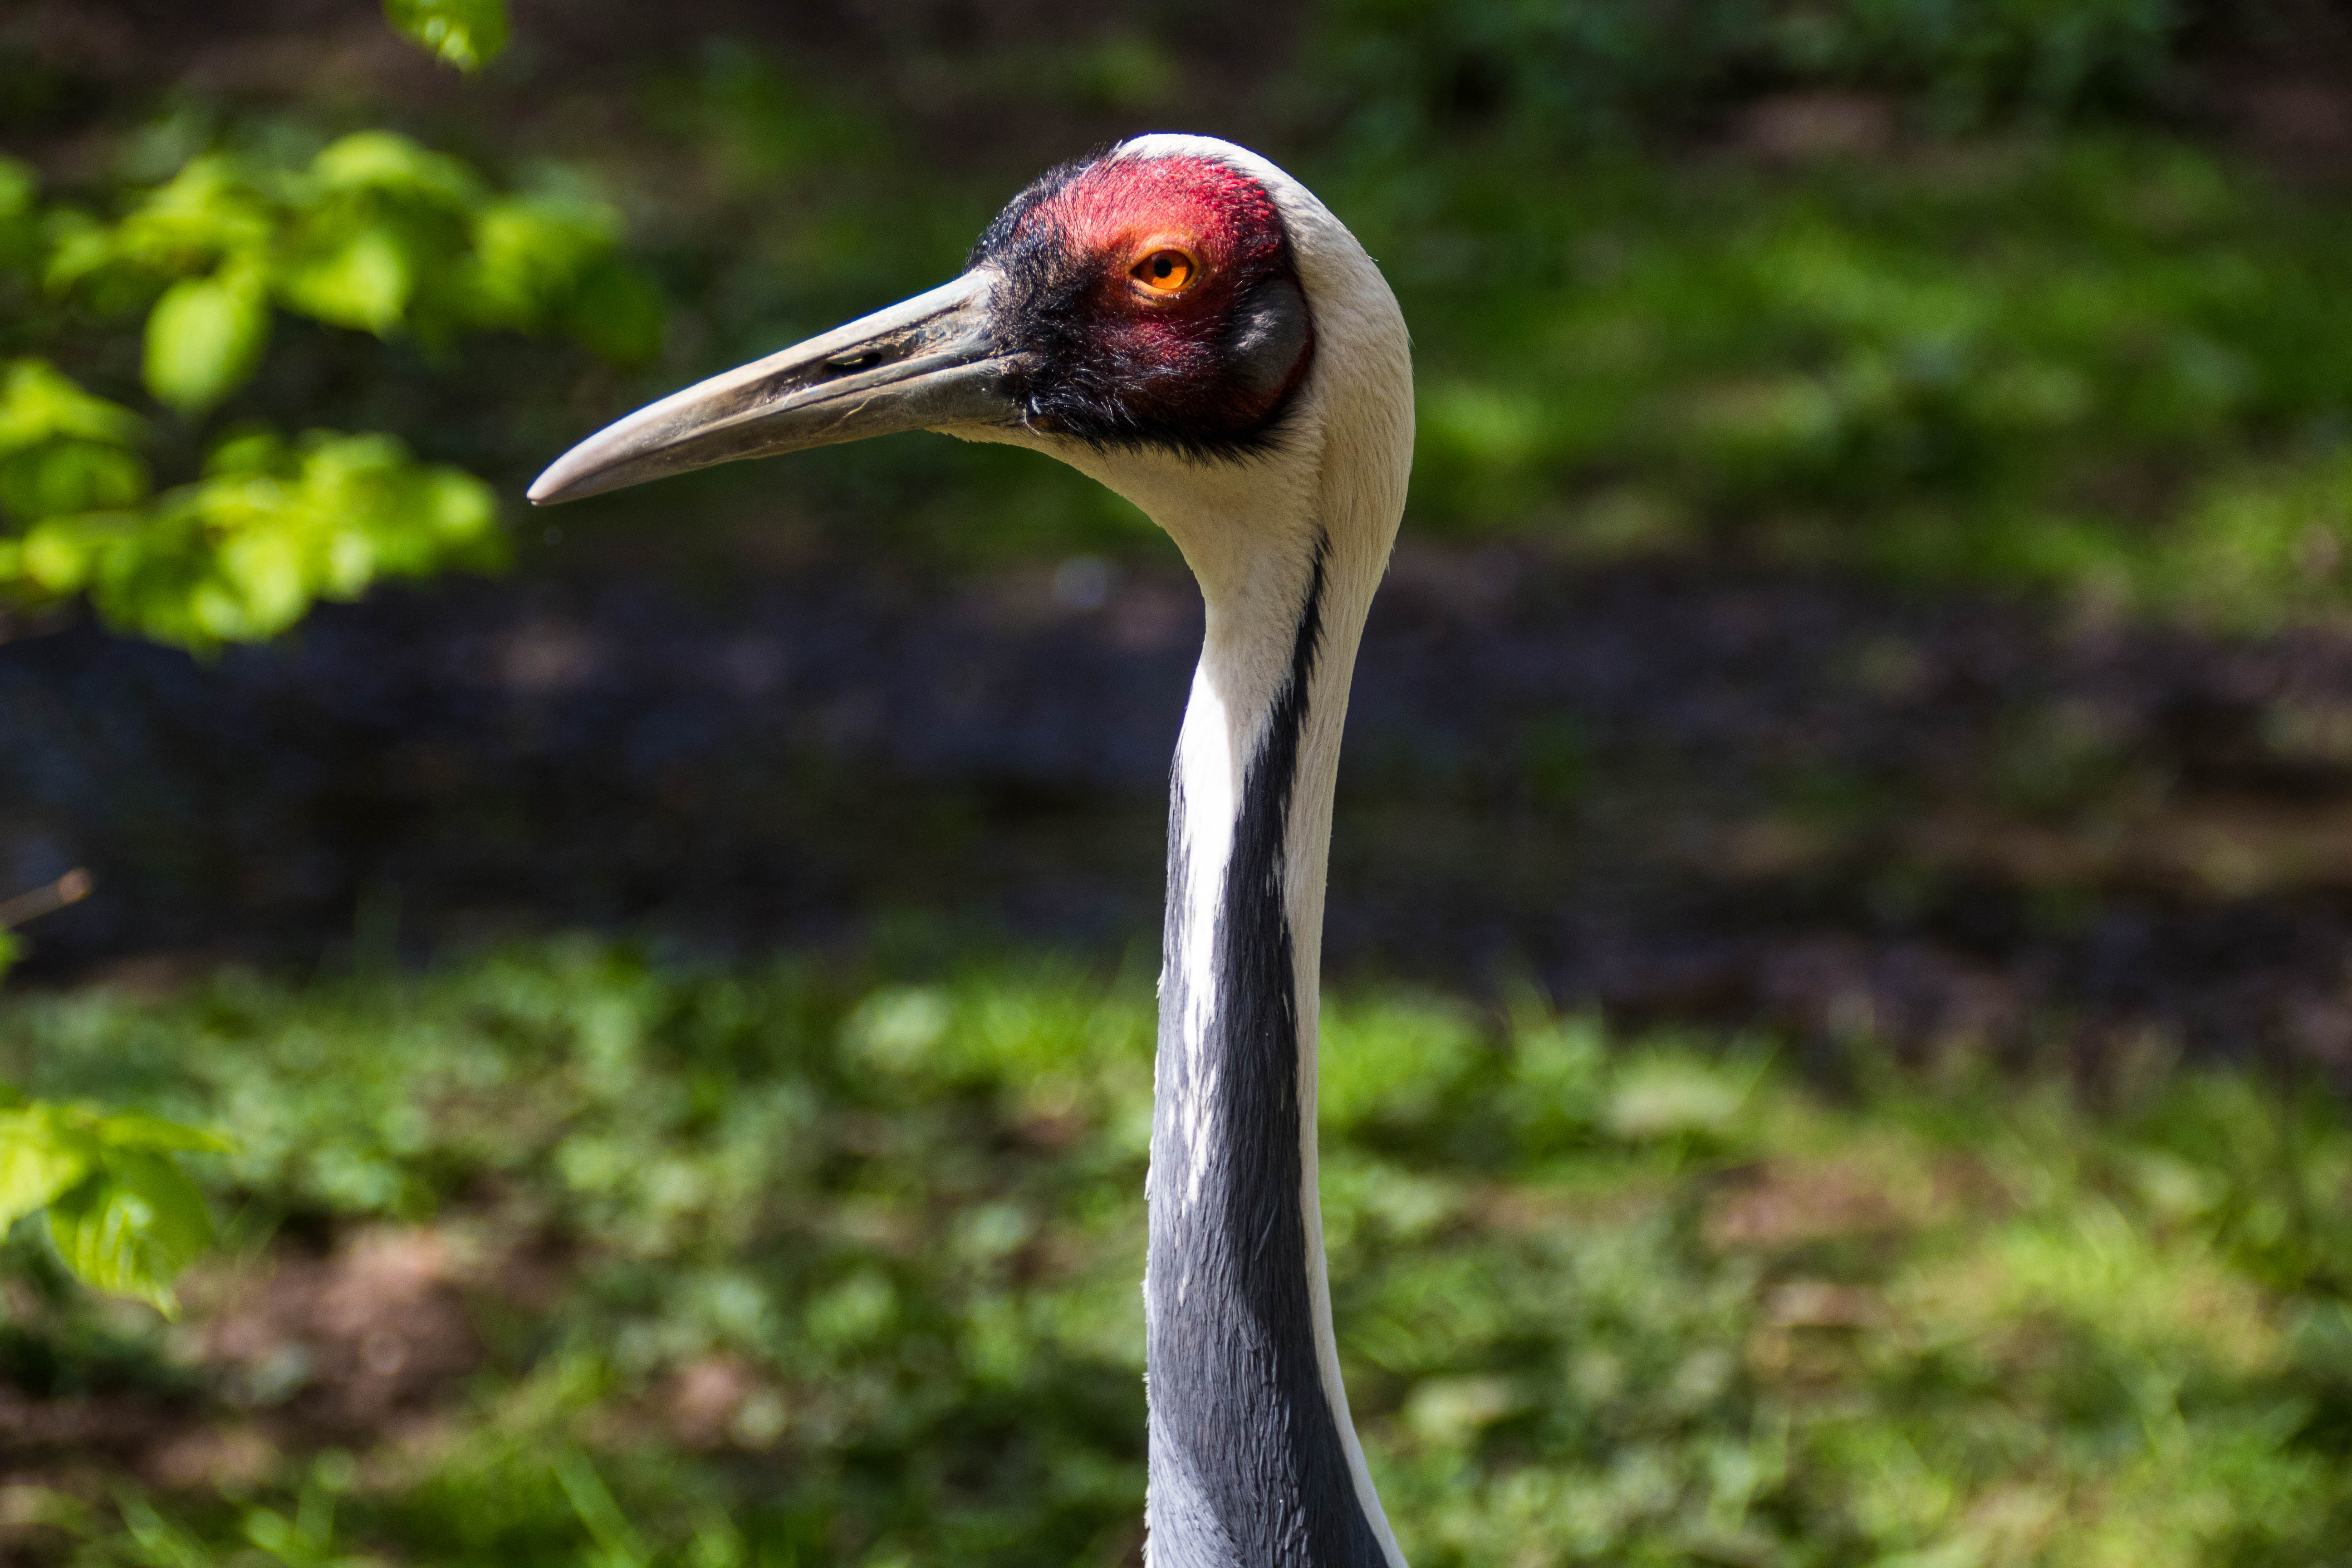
top-left (0, 125), bottom-right (660, 649)
top-left (1315, 0), bottom-right (2192, 152)
top-left (1356, 137), bottom-right (2352, 629)
top-left (463, 23), bottom-right (2352, 632)
top-left (0, 375), bottom-right (501, 646)
top-left (1294, 0), bottom-right (2352, 630)
top-left (0, 1087), bottom-right (225, 1313)
top-left (384, 0), bottom-right (512, 75)
top-left (0, 0), bottom-right (617, 1301)
top-left (2, 944), bottom-right (2350, 1564)
top-left (44, 130), bottom-right (658, 405)
top-left (7, 0), bottom-right (2351, 634)
top-left (0, 863), bottom-right (222, 1317)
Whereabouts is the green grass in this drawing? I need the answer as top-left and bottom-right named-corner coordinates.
top-left (6, 942), bottom-right (2352, 1566)
top-left (1355, 136), bottom-right (2352, 629)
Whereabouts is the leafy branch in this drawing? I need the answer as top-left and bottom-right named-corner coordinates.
top-left (0, 129), bottom-right (661, 649)
top-left (0, 873), bottom-right (225, 1315)
top-left (0, 1091), bottom-right (228, 1313)
top-left (384, 0), bottom-right (511, 75)
top-left (0, 0), bottom-right (544, 1321)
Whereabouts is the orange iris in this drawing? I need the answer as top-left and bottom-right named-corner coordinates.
top-left (1132, 248), bottom-right (1198, 294)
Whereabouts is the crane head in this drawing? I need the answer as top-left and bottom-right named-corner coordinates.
top-left (527, 141), bottom-right (1319, 507)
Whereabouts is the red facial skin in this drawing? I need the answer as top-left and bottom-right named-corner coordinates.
top-left (1030, 157), bottom-right (1294, 424)
top-left (976, 153), bottom-right (1313, 450)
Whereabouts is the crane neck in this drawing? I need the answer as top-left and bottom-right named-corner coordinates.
top-left (1143, 500), bottom-right (1402, 1568)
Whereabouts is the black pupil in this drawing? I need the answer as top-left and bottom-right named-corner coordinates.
top-left (1154, 255), bottom-right (1174, 278)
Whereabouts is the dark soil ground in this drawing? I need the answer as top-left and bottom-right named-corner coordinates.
top-left (12, 543), bottom-right (2352, 1080)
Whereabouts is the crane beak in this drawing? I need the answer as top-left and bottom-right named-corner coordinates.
top-left (528, 270), bottom-right (1022, 506)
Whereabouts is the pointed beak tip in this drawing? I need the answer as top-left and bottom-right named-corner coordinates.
top-left (526, 456), bottom-right (594, 507)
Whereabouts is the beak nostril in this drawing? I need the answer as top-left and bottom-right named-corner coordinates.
top-left (826, 349), bottom-right (884, 373)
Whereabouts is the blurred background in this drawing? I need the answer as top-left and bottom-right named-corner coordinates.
top-left (9, 2), bottom-right (2352, 1564)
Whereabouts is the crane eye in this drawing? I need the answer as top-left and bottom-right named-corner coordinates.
top-left (1132, 248), bottom-right (1198, 294)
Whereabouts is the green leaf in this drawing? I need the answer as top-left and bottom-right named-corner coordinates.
top-left (309, 132), bottom-right (485, 207)
top-left (17, 510), bottom-right (142, 595)
top-left (144, 267), bottom-right (270, 414)
top-left (0, 359), bottom-right (147, 455)
top-left (466, 196), bottom-right (609, 324)
top-left (95, 1111), bottom-right (234, 1155)
top-left (61, 425), bottom-right (503, 649)
top-left (0, 157), bottom-right (33, 222)
top-left (46, 1147), bottom-right (216, 1313)
top-left (0, 1104), bottom-right (100, 1231)
top-left (0, 157), bottom-right (37, 274)
top-left (0, 440), bottom-right (150, 524)
top-left (383, 0), bottom-right (510, 73)
top-left (281, 226), bottom-right (416, 336)
top-left (204, 428), bottom-right (291, 476)
top-left (39, 208), bottom-right (115, 293)
top-left (110, 156), bottom-right (274, 272)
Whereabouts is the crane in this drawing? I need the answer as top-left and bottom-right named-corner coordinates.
top-left (531, 135), bottom-right (1415, 1568)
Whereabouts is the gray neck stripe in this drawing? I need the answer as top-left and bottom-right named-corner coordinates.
top-left (1146, 539), bottom-right (1386, 1567)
